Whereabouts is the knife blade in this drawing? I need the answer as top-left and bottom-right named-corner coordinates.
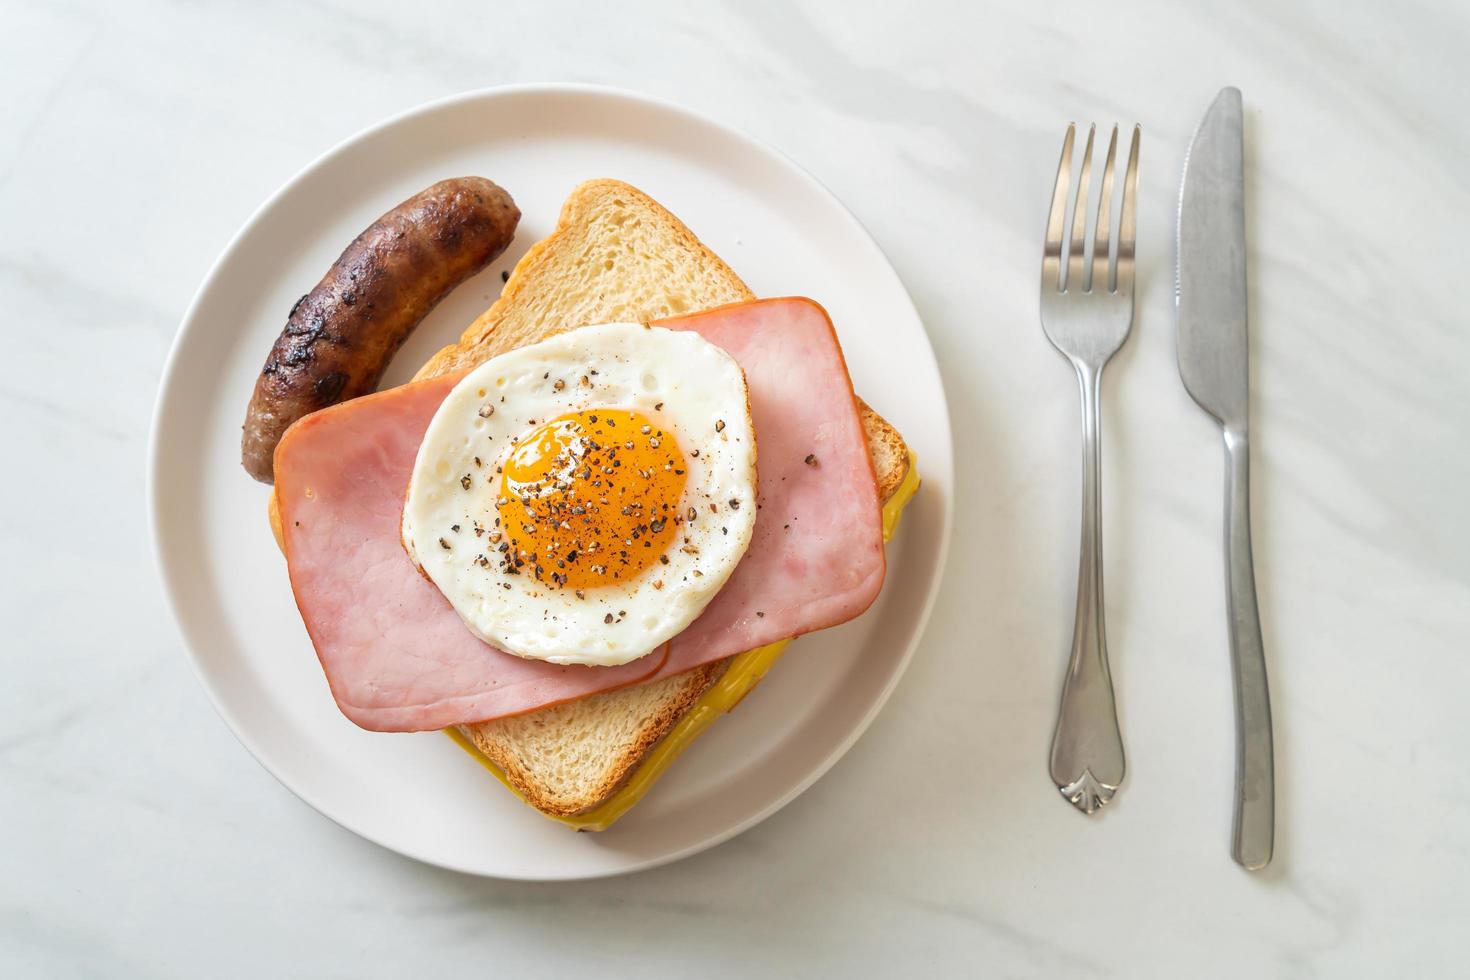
top-left (1175, 86), bottom-right (1275, 871)
top-left (1177, 89), bottom-right (1248, 426)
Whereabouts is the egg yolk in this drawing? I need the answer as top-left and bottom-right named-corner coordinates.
top-left (495, 410), bottom-right (687, 591)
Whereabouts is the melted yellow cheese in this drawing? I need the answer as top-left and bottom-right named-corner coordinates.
top-left (447, 451), bottom-right (921, 831)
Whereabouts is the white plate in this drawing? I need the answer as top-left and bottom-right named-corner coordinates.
top-left (149, 85), bottom-right (953, 880)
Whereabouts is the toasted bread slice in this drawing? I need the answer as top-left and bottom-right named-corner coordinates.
top-left (441, 179), bottom-right (912, 820)
top-left (459, 470), bottom-right (910, 818)
top-left (414, 179), bottom-right (752, 379)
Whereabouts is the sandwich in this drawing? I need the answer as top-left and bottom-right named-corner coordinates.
top-left (257, 179), bottom-right (917, 830)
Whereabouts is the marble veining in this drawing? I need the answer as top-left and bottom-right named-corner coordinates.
top-left (3, 0), bottom-right (1467, 976)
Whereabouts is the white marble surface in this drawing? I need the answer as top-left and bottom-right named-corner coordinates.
top-left (4, 0), bottom-right (1468, 975)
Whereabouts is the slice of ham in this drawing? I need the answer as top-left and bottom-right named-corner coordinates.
top-left (655, 299), bottom-right (885, 676)
top-left (275, 377), bottom-right (671, 731)
top-left (275, 297), bottom-right (884, 731)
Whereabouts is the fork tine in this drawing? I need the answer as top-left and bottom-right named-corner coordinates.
top-left (1067, 125), bottom-right (1096, 292)
top-left (1115, 125), bottom-right (1141, 295)
top-left (1043, 124), bottom-right (1075, 291)
top-left (1092, 126), bottom-right (1119, 293)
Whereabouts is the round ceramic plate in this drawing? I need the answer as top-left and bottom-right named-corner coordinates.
top-left (149, 85), bottom-right (952, 880)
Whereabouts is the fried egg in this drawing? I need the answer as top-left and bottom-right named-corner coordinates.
top-left (402, 323), bottom-right (757, 666)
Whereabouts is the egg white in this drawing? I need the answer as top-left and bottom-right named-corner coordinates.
top-left (402, 323), bottom-right (757, 666)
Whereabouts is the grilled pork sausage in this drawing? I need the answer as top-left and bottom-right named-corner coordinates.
top-left (241, 177), bottom-right (519, 482)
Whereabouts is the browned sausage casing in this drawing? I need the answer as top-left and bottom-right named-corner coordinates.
top-left (240, 177), bottom-right (519, 482)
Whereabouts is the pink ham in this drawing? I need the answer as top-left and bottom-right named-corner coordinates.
top-left (275, 298), bottom-right (884, 732)
top-left (655, 299), bottom-right (885, 676)
top-left (275, 376), bottom-right (670, 731)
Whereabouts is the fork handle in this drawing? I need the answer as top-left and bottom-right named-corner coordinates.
top-left (1223, 428), bottom-right (1275, 869)
top-left (1049, 363), bottom-right (1126, 814)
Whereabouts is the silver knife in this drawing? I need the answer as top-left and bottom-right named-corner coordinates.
top-left (1175, 87), bottom-right (1275, 870)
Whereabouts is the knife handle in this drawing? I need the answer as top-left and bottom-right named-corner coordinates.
top-left (1223, 428), bottom-right (1275, 870)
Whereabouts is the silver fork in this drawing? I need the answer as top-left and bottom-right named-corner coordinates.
top-left (1041, 123), bottom-right (1140, 814)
